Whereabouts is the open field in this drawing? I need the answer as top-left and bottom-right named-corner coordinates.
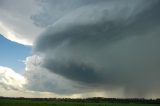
top-left (0, 98), bottom-right (159, 106)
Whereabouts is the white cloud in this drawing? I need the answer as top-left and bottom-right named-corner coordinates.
top-left (0, 66), bottom-right (62, 98)
top-left (0, 66), bottom-right (27, 90)
top-left (0, 22), bottom-right (31, 45)
top-left (0, 0), bottom-right (44, 45)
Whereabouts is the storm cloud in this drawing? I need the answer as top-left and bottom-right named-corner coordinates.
top-left (34, 0), bottom-right (160, 98)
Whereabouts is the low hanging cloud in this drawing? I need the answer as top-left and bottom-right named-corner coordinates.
top-left (24, 55), bottom-right (127, 98)
top-left (24, 55), bottom-right (87, 95)
top-left (34, 0), bottom-right (160, 98)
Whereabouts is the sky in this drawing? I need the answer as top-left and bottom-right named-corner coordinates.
top-left (0, 35), bottom-right (31, 73)
top-left (0, 0), bottom-right (160, 98)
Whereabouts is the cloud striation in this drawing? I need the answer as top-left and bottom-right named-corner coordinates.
top-left (33, 0), bottom-right (160, 98)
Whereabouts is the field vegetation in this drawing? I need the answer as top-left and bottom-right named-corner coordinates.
top-left (0, 97), bottom-right (159, 106)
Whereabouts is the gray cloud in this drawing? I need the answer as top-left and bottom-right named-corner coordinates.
top-left (31, 0), bottom-right (106, 27)
top-left (34, 0), bottom-right (160, 98)
top-left (24, 55), bottom-right (89, 95)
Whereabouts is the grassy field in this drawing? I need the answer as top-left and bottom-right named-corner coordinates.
top-left (0, 99), bottom-right (159, 106)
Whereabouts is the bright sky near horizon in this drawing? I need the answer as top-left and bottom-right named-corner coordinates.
top-left (0, 0), bottom-right (160, 98)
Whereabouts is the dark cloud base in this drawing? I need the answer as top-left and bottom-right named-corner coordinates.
top-left (34, 0), bottom-right (160, 97)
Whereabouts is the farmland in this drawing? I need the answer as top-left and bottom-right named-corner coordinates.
top-left (0, 97), bottom-right (159, 106)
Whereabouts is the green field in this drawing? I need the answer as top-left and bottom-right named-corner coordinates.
top-left (0, 99), bottom-right (159, 106)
